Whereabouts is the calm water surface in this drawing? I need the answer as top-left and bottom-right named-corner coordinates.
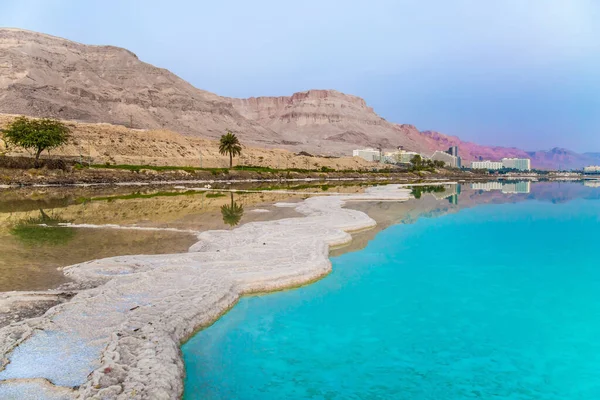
top-left (0, 182), bottom-right (334, 291)
top-left (183, 181), bottom-right (600, 399)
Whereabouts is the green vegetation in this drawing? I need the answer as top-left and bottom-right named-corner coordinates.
top-left (9, 209), bottom-right (75, 246)
top-left (219, 130), bottom-right (243, 168)
top-left (206, 192), bottom-right (226, 198)
top-left (77, 190), bottom-right (202, 203)
top-left (409, 155), bottom-right (445, 172)
top-left (82, 162), bottom-right (402, 175)
top-left (88, 164), bottom-right (208, 173)
top-left (2, 117), bottom-right (71, 167)
top-left (411, 185), bottom-right (447, 199)
top-left (221, 193), bottom-right (244, 226)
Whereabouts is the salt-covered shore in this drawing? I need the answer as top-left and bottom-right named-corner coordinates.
top-left (0, 185), bottom-right (413, 399)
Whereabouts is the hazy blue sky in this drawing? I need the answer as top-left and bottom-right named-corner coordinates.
top-left (2, 0), bottom-right (599, 152)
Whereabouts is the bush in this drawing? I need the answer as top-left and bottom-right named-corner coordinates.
top-left (0, 156), bottom-right (72, 170)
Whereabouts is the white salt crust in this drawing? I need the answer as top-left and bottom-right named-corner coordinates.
top-left (0, 185), bottom-right (411, 399)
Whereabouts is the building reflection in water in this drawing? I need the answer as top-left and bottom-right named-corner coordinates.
top-left (471, 181), bottom-right (531, 194)
top-left (584, 180), bottom-right (600, 188)
top-left (421, 183), bottom-right (462, 205)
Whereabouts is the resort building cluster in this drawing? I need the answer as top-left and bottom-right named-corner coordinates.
top-left (584, 165), bottom-right (600, 174)
top-left (352, 146), bottom-right (530, 171)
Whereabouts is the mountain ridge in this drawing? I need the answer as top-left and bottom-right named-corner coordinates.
top-left (0, 28), bottom-right (597, 169)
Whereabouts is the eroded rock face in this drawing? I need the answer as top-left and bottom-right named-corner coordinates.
top-left (0, 28), bottom-right (280, 145)
top-left (229, 90), bottom-right (431, 155)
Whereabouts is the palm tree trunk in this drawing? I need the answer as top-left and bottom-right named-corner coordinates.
top-left (229, 152), bottom-right (233, 168)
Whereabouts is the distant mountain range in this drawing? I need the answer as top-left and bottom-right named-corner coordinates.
top-left (0, 28), bottom-right (597, 169)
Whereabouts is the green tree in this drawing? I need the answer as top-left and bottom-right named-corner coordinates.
top-left (410, 154), bottom-right (423, 168)
top-left (3, 117), bottom-right (71, 167)
top-left (220, 193), bottom-right (244, 227)
top-left (219, 130), bottom-right (242, 168)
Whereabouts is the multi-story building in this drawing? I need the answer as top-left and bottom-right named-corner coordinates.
top-left (446, 146), bottom-right (461, 168)
top-left (352, 148), bottom-right (381, 162)
top-left (584, 165), bottom-right (600, 174)
top-left (431, 151), bottom-right (458, 168)
top-left (502, 158), bottom-right (531, 171)
top-left (471, 160), bottom-right (503, 170)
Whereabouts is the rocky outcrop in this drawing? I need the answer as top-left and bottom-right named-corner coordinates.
top-left (229, 90), bottom-right (431, 155)
top-left (0, 28), bottom-right (280, 145)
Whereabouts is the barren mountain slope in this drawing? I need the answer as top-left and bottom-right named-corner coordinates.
top-left (0, 28), bottom-right (280, 145)
top-left (228, 90), bottom-right (432, 155)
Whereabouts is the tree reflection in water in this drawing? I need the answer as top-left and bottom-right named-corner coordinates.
top-left (220, 193), bottom-right (244, 227)
top-left (9, 209), bottom-right (75, 246)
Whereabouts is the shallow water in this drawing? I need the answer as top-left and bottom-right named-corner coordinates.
top-left (183, 181), bottom-right (600, 399)
top-left (0, 182), bottom-right (337, 291)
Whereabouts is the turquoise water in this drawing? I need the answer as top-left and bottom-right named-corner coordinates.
top-left (183, 184), bottom-right (600, 399)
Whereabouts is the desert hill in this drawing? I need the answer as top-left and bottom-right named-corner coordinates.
top-left (0, 114), bottom-right (381, 171)
top-left (0, 28), bottom-right (280, 145)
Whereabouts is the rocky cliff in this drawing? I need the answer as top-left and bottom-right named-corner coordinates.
top-left (228, 90), bottom-right (431, 155)
top-left (0, 28), bottom-right (280, 145)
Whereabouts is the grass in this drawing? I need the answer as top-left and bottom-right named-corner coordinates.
top-left (77, 190), bottom-right (203, 203)
top-left (206, 192), bottom-right (226, 198)
top-left (87, 164), bottom-right (230, 174)
top-left (81, 163), bottom-right (398, 175)
top-left (9, 210), bottom-right (75, 246)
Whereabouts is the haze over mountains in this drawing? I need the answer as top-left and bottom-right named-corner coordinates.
top-left (0, 28), bottom-right (597, 170)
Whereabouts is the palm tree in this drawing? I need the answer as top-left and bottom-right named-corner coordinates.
top-left (219, 130), bottom-right (242, 168)
top-left (221, 193), bottom-right (244, 227)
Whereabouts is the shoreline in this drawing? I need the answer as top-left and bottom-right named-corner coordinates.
top-left (0, 161), bottom-right (546, 187)
top-left (0, 184), bottom-right (414, 399)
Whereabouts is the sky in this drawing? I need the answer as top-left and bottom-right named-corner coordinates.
top-left (2, 0), bottom-right (600, 152)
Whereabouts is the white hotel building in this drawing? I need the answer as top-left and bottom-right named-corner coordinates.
top-left (471, 158), bottom-right (531, 171)
top-left (471, 160), bottom-right (504, 170)
top-left (502, 158), bottom-right (531, 171)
